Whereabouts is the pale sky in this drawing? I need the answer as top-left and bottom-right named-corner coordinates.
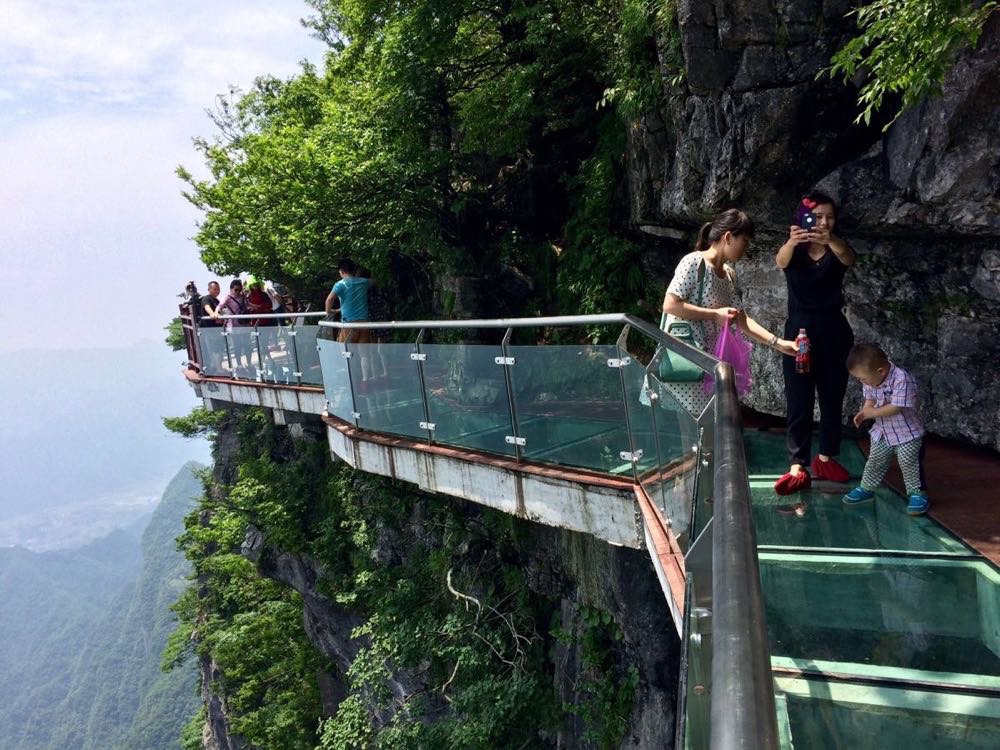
top-left (0, 0), bottom-right (328, 351)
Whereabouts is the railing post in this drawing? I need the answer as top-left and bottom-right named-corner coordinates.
top-left (221, 328), bottom-right (235, 378)
top-left (414, 329), bottom-right (434, 444)
top-left (500, 327), bottom-right (523, 462)
top-left (341, 333), bottom-right (361, 428)
top-left (182, 303), bottom-right (204, 371)
top-left (288, 322), bottom-right (302, 385)
top-left (615, 325), bottom-right (641, 483)
top-left (641, 358), bottom-right (670, 517)
top-left (252, 323), bottom-right (266, 382)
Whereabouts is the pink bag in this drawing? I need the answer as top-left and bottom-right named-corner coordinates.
top-left (704, 321), bottom-right (753, 396)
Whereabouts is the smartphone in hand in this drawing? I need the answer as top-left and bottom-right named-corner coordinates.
top-left (800, 211), bottom-right (817, 232)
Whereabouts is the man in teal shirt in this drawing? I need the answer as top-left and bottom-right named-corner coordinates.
top-left (326, 257), bottom-right (372, 344)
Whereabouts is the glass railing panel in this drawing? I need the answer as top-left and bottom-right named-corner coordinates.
top-left (316, 338), bottom-right (356, 424)
top-left (774, 675), bottom-right (1000, 749)
top-left (760, 553), bottom-right (1000, 677)
top-left (196, 326), bottom-right (231, 377)
top-left (292, 325), bottom-right (323, 385)
top-left (421, 343), bottom-right (515, 456)
top-left (627, 366), bottom-right (700, 547)
top-left (751, 483), bottom-right (967, 553)
top-left (507, 344), bottom-right (629, 473)
top-left (254, 325), bottom-right (298, 384)
top-left (224, 327), bottom-right (258, 379)
top-left (344, 343), bottom-right (428, 440)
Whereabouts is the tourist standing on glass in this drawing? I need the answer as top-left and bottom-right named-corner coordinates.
top-left (219, 278), bottom-right (252, 369)
top-left (325, 258), bottom-right (372, 345)
top-left (201, 280), bottom-right (222, 327)
top-left (662, 209), bottom-right (796, 416)
top-left (774, 193), bottom-right (855, 495)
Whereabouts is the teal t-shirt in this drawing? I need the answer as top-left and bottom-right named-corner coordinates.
top-left (332, 276), bottom-right (371, 322)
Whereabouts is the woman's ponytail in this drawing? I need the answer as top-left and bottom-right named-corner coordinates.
top-left (695, 222), bottom-right (713, 252)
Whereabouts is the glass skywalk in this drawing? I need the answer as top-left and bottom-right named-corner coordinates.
top-left (183, 310), bottom-right (999, 749)
top-left (744, 432), bottom-right (1000, 749)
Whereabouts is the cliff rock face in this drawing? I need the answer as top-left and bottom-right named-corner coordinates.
top-left (631, 5), bottom-right (1000, 450)
top-left (233, 497), bottom-right (677, 748)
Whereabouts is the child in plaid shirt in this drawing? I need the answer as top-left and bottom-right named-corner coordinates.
top-left (843, 343), bottom-right (929, 515)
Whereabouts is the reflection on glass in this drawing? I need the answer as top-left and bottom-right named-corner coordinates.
top-left (776, 676), bottom-right (1000, 750)
top-left (751, 484), bottom-right (967, 553)
top-left (197, 327), bottom-right (231, 377)
top-left (630, 366), bottom-right (700, 547)
top-left (225, 328), bottom-right (257, 379)
top-left (508, 345), bottom-right (627, 472)
top-left (317, 338), bottom-right (355, 424)
top-left (346, 343), bottom-right (429, 440)
top-left (255, 326), bottom-right (298, 384)
top-left (761, 554), bottom-right (1000, 677)
top-left (294, 325), bottom-right (323, 385)
top-left (421, 343), bottom-right (515, 456)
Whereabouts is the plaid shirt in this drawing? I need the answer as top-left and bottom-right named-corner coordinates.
top-left (864, 362), bottom-right (924, 446)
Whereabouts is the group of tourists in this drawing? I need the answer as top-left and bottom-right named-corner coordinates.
top-left (190, 277), bottom-right (303, 329)
top-left (661, 193), bottom-right (929, 516)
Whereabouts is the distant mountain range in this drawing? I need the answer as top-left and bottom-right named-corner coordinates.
top-left (0, 463), bottom-right (203, 749)
top-left (0, 340), bottom-right (210, 549)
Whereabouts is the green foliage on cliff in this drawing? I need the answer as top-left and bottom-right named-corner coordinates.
top-left (180, 0), bottom-right (673, 318)
top-left (169, 408), bottom-right (638, 748)
top-left (827, 0), bottom-right (997, 128)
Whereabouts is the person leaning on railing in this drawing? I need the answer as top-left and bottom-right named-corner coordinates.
top-left (201, 280), bottom-right (223, 327)
top-left (325, 257), bottom-right (372, 345)
top-left (661, 209), bottom-right (797, 416)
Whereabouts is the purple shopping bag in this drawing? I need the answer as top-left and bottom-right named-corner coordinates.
top-left (704, 321), bottom-right (753, 396)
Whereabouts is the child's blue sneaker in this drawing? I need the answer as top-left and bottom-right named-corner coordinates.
top-left (843, 487), bottom-right (875, 505)
top-left (907, 494), bottom-right (929, 516)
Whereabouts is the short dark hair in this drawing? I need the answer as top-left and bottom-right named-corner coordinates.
top-left (208, 280), bottom-right (220, 288)
top-left (847, 343), bottom-right (888, 371)
top-left (338, 257), bottom-right (357, 274)
top-left (230, 279), bottom-right (243, 290)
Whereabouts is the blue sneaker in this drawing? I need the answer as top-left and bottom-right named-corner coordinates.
top-left (843, 487), bottom-right (875, 505)
top-left (907, 494), bottom-right (929, 516)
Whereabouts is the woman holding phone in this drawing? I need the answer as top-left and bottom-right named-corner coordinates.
top-left (774, 192), bottom-right (856, 495)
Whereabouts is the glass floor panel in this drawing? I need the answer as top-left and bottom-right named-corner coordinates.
top-left (743, 429), bottom-right (869, 479)
top-left (760, 553), bottom-right (1000, 678)
top-left (751, 483), bottom-right (967, 553)
top-left (775, 675), bottom-right (1000, 750)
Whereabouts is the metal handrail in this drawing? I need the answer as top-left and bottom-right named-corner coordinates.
top-left (710, 364), bottom-right (778, 750)
top-left (199, 311), bottom-right (327, 321)
top-left (317, 313), bottom-right (720, 373)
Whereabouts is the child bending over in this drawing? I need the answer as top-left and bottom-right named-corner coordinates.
top-left (843, 343), bottom-right (929, 516)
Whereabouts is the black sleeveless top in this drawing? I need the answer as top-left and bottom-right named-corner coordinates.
top-left (784, 245), bottom-right (848, 315)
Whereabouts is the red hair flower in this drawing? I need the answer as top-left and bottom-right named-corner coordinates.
top-left (802, 198), bottom-right (817, 209)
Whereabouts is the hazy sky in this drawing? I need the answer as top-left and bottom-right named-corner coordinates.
top-left (1, 0), bottom-right (328, 351)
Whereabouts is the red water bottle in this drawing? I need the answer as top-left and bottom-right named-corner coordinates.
top-left (795, 328), bottom-right (810, 374)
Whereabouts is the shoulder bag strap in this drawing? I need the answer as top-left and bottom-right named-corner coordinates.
top-left (694, 256), bottom-right (709, 345)
top-left (661, 253), bottom-right (707, 331)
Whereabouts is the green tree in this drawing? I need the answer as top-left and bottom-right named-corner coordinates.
top-left (179, 0), bottom-right (679, 319)
top-left (825, 0), bottom-right (997, 128)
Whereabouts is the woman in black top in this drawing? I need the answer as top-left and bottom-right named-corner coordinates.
top-left (774, 193), bottom-right (855, 495)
